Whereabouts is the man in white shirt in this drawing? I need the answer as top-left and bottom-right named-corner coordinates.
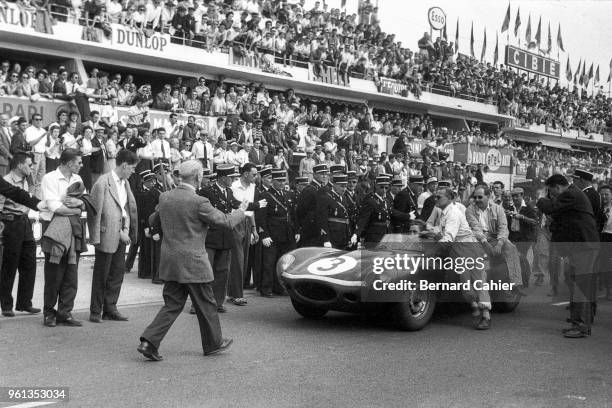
top-left (150, 128), bottom-right (171, 163)
top-left (191, 133), bottom-right (213, 170)
top-left (24, 114), bottom-right (48, 197)
top-left (40, 148), bottom-right (86, 328)
top-left (225, 141), bottom-right (242, 166)
top-left (433, 186), bottom-right (490, 330)
top-left (237, 143), bottom-right (251, 166)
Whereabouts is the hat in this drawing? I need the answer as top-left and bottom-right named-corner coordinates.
top-left (391, 177), bottom-right (403, 187)
top-left (347, 171), bottom-right (357, 180)
top-left (511, 187), bottom-right (525, 195)
top-left (153, 163), bottom-right (170, 173)
top-left (313, 164), bottom-right (329, 174)
top-left (409, 175), bottom-right (424, 184)
top-left (142, 172), bottom-right (156, 182)
top-left (438, 180), bottom-right (452, 188)
top-left (259, 167), bottom-right (273, 178)
top-left (202, 168), bottom-right (216, 178)
top-left (426, 177), bottom-right (438, 184)
top-left (295, 176), bottom-right (309, 184)
top-left (216, 164), bottom-right (239, 178)
top-left (139, 169), bottom-right (153, 178)
top-left (272, 170), bottom-right (287, 180)
top-left (375, 176), bottom-right (390, 185)
top-left (379, 173), bottom-right (392, 180)
top-left (94, 124), bottom-right (105, 131)
top-left (571, 169), bottom-right (594, 182)
top-left (332, 174), bottom-right (348, 184)
top-left (329, 164), bottom-right (345, 174)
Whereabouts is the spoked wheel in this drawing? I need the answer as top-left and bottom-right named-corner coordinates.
top-left (393, 289), bottom-right (437, 331)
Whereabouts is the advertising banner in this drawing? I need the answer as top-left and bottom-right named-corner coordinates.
top-left (454, 143), bottom-right (513, 174)
top-left (505, 45), bottom-right (560, 79)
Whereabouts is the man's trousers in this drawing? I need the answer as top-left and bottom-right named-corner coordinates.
top-left (90, 244), bottom-right (126, 315)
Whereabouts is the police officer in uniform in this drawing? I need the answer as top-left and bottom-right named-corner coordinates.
top-left (257, 170), bottom-right (299, 297)
top-left (297, 164), bottom-right (329, 247)
top-left (393, 175), bottom-right (421, 232)
top-left (125, 170), bottom-right (155, 277)
top-left (148, 163), bottom-right (168, 284)
top-left (294, 176), bottom-right (309, 196)
top-left (317, 174), bottom-right (358, 249)
top-left (344, 171), bottom-right (359, 248)
top-left (356, 176), bottom-right (393, 245)
top-left (248, 166), bottom-right (273, 291)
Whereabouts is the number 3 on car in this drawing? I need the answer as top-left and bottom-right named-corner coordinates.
top-left (307, 255), bottom-right (357, 276)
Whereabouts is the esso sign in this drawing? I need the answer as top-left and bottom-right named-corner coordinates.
top-left (428, 7), bottom-right (446, 30)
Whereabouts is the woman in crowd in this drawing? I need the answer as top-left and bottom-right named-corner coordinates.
top-left (79, 125), bottom-right (94, 190)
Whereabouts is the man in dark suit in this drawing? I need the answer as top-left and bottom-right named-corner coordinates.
top-left (88, 150), bottom-right (138, 323)
top-left (248, 166), bottom-right (272, 291)
top-left (537, 174), bottom-right (600, 338)
top-left (90, 126), bottom-right (107, 186)
top-left (199, 164), bottom-right (241, 312)
top-left (248, 138), bottom-right (265, 165)
top-left (296, 163), bottom-right (329, 247)
top-left (571, 169), bottom-right (601, 223)
top-left (138, 160), bottom-right (246, 361)
top-left (0, 114), bottom-right (14, 177)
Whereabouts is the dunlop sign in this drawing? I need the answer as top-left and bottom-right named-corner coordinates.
top-left (505, 45), bottom-right (560, 79)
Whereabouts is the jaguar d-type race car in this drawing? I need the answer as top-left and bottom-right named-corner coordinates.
top-left (277, 234), bottom-right (520, 331)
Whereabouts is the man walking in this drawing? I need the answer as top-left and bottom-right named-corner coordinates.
top-left (88, 149), bottom-right (138, 323)
top-left (138, 160), bottom-right (246, 361)
top-left (0, 152), bottom-right (41, 316)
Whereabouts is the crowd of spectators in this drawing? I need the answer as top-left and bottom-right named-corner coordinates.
top-left (3, 0), bottom-right (611, 135)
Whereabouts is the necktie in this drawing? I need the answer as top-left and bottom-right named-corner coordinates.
top-left (203, 143), bottom-right (207, 164)
top-left (161, 141), bottom-right (166, 158)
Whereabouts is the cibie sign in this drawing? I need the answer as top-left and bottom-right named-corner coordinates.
top-left (427, 7), bottom-right (446, 30)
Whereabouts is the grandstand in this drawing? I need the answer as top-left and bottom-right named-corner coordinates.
top-left (1, 0), bottom-right (611, 190)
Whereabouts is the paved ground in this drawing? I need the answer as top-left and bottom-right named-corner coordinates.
top-left (0, 259), bottom-right (611, 408)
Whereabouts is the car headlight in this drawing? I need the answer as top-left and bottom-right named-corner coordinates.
top-left (278, 254), bottom-right (295, 271)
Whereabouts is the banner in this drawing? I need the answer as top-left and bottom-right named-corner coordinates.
top-left (308, 63), bottom-right (347, 86)
top-left (453, 143), bottom-right (513, 174)
top-left (505, 45), bottom-right (560, 79)
top-left (378, 78), bottom-right (409, 96)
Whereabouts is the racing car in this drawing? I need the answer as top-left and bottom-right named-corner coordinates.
top-left (277, 234), bottom-right (521, 331)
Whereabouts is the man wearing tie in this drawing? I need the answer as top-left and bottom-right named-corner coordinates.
top-left (87, 149), bottom-right (139, 323)
top-left (191, 132), bottom-right (213, 170)
top-left (248, 138), bottom-right (265, 165)
top-left (150, 128), bottom-right (171, 164)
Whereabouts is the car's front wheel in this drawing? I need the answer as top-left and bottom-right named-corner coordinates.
top-left (393, 289), bottom-right (437, 331)
top-left (291, 298), bottom-right (328, 319)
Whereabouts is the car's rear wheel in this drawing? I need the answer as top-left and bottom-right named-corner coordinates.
top-left (291, 298), bottom-right (328, 319)
top-left (393, 289), bottom-right (436, 331)
top-left (492, 289), bottom-right (521, 313)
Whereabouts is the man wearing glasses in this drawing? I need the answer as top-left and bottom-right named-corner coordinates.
top-left (24, 114), bottom-right (48, 198)
top-left (153, 84), bottom-right (173, 111)
top-left (431, 187), bottom-right (491, 330)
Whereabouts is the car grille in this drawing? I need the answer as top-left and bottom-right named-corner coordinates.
top-left (294, 282), bottom-right (336, 301)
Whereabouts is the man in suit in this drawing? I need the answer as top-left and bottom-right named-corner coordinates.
top-left (248, 138), bottom-right (265, 165)
top-left (296, 163), bottom-right (329, 247)
top-left (537, 174), bottom-right (600, 338)
top-left (90, 126), bottom-right (108, 186)
top-left (0, 114), bottom-right (12, 177)
top-left (200, 164), bottom-right (241, 312)
top-left (88, 149), bottom-right (139, 323)
top-left (138, 160), bottom-right (246, 361)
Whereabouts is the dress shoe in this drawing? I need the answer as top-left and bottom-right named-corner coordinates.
top-left (89, 314), bottom-right (103, 323)
top-left (103, 312), bottom-right (129, 321)
top-left (2, 310), bottom-right (15, 317)
top-left (137, 340), bottom-right (163, 361)
top-left (43, 315), bottom-right (56, 327)
top-left (563, 328), bottom-right (590, 338)
top-left (217, 306), bottom-right (227, 313)
top-left (476, 317), bottom-right (491, 330)
top-left (229, 297), bottom-right (247, 306)
top-left (189, 305), bottom-right (196, 315)
top-left (204, 338), bottom-right (233, 356)
top-left (56, 316), bottom-right (82, 326)
top-left (16, 307), bottom-right (41, 314)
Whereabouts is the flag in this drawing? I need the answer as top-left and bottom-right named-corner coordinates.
top-left (546, 22), bottom-right (552, 54)
top-left (588, 63), bottom-right (594, 80)
top-left (579, 62), bottom-right (586, 85)
top-left (595, 65), bottom-right (600, 83)
top-left (574, 59), bottom-right (581, 84)
top-left (481, 28), bottom-right (487, 61)
top-left (442, 23), bottom-right (447, 41)
top-left (341, 0), bottom-right (346, 8)
top-left (514, 7), bottom-right (521, 37)
top-left (534, 17), bottom-right (542, 49)
top-left (501, 3), bottom-right (511, 33)
top-left (608, 58), bottom-right (612, 83)
top-left (470, 22), bottom-right (475, 57)
top-left (557, 24), bottom-right (564, 52)
top-left (525, 14), bottom-right (532, 47)
top-left (565, 56), bottom-right (572, 82)
top-left (455, 19), bottom-right (459, 53)
top-left (494, 32), bottom-right (499, 65)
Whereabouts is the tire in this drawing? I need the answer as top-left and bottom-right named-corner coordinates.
top-left (393, 289), bottom-right (437, 331)
top-left (291, 298), bottom-right (328, 319)
top-left (492, 290), bottom-right (521, 313)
